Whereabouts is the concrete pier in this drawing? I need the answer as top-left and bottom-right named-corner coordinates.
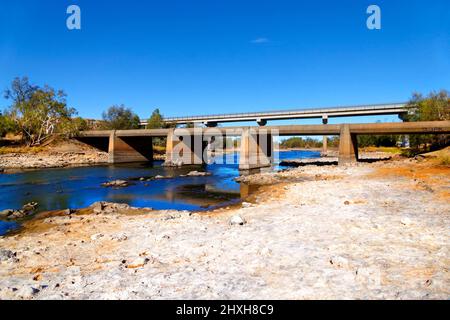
top-left (77, 121), bottom-right (450, 168)
top-left (338, 124), bottom-right (359, 164)
top-left (239, 128), bottom-right (273, 170)
top-left (165, 129), bottom-right (206, 166)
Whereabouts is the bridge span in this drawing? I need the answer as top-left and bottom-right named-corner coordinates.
top-left (140, 103), bottom-right (408, 127)
top-left (77, 121), bottom-right (450, 170)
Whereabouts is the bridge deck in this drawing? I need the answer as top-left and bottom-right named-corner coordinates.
top-left (79, 121), bottom-right (450, 138)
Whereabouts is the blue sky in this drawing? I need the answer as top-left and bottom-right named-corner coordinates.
top-left (0, 0), bottom-right (449, 125)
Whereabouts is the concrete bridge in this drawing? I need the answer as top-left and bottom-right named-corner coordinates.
top-left (140, 103), bottom-right (408, 127)
top-left (77, 121), bottom-right (450, 170)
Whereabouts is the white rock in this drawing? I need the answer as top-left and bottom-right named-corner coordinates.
top-left (90, 233), bottom-right (104, 241)
top-left (259, 247), bottom-right (272, 256)
top-left (400, 217), bottom-right (413, 226)
top-left (329, 256), bottom-right (349, 268)
top-left (241, 202), bottom-right (252, 208)
top-left (229, 215), bottom-right (246, 226)
top-left (15, 286), bottom-right (40, 299)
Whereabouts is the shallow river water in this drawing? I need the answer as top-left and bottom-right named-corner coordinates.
top-left (0, 150), bottom-right (320, 235)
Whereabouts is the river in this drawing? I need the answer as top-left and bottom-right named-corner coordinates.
top-left (0, 150), bottom-right (320, 235)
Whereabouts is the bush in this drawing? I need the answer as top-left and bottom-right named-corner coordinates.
top-left (102, 105), bottom-right (140, 130)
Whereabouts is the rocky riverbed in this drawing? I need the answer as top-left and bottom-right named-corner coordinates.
top-left (0, 139), bottom-right (109, 170)
top-left (0, 157), bottom-right (449, 299)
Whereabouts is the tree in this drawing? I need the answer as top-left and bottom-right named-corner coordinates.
top-left (404, 90), bottom-right (450, 122)
top-left (0, 111), bottom-right (18, 137)
top-left (59, 116), bottom-right (89, 138)
top-left (403, 90), bottom-right (450, 149)
top-left (102, 105), bottom-right (140, 130)
top-left (146, 108), bottom-right (164, 129)
top-left (4, 77), bottom-right (77, 146)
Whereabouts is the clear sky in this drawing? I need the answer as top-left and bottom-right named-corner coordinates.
top-left (0, 0), bottom-right (449, 125)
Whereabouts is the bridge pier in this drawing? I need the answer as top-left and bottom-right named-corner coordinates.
top-left (239, 128), bottom-right (273, 170)
top-left (108, 132), bottom-right (153, 163)
top-left (322, 115), bottom-right (329, 155)
top-left (164, 129), bottom-right (206, 166)
top-left (338, 124), bottom-right (358, 165)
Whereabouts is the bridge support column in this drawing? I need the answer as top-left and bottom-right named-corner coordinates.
top-left (164, 129), bottom-right (205, 166)
top-left (322, 115), bottom-right (328, 156)
top-left (239, 128), bottom-right (273, 170)
top-left (338, 124), bottom-right (358, 165)
top-left (108, 132), bottom-right (153, 163)
top-left (322, 136), bottom-right (328, 156)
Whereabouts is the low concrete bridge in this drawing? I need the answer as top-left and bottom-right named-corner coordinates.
top-left (77, 121), bottom-right (450, 170)
top-left (140, 103), bottom-right (408, 127)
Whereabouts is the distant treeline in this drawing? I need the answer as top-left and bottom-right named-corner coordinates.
top-left (280, 136), bottom-right (339, 149)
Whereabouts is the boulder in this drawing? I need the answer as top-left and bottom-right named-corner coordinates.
top-left (186, 171), bottom-right (212, 177)
top-left (0, 249), bottom-right (18, 263)
top-left (400, 217), bottom-right (413, 226)
top-left (22, 202), bottom-right (39, 212)
top-left (89, 201), bottom-right (131, 214)
top-left (10, 210), bottom-right (26, 219)
top-left (162, 159), bottom-right (184, 167)
top-left (101, 180), bottom-right (129, 188)
top-left (329, 256), bottom-right (350, 269)
top-left (0, 209), bottom-right (14, 219)
top-left (90, 233), bottom-right (104, 241)
top-left (241, 202), bottom-right (253, 208)
top-left (229, 215), bottom-right (246, 226)
top-left (125, 257), bottom-right (151, 269)
top-left (62, 208), bottom-right (76, 215)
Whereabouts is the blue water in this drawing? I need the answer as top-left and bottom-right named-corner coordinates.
top-left (0, 150), bottom-right (320, 235)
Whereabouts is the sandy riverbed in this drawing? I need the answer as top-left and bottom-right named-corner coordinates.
top-left (0, 156), bottom-right (449, 299)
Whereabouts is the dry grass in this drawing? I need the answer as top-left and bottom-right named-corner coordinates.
top-left (438, 154), bottom-right (450, 166)
top-left (0, 146), bottom-right (45, 155)
top-left (361, 146), bottom-right (402, 154)
top-left (153, 145), bottom-right (166, 154)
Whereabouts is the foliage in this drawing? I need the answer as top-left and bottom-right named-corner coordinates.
top-left (327, 136), bottom-right (340, 148)
top-left (404, 90), bottom-right (450, 122)
top-left (0, 111), bottom-right (18, 137)
top-left (102, 104), bottom-right (140, 130)
top-left (59, 116), bottom-right (89, 138)
top-left (280, 137), bottom-right (323, 149)
top-left (4, 77), bottom-right (77, 146)
top-left (146, 108), bottom-right (164, 129)
top-left (403, 90), bottom-right (450, 149)
top-left (357, 134), bottom-right (399, 148)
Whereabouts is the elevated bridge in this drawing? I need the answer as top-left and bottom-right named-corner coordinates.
top-left (140, 103), bottom-right (409, 127)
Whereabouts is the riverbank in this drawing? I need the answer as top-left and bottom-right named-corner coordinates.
top-left (0, 153), bottom-right (448, 299)
top-left (0, 139), bottom-right (109, 170)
